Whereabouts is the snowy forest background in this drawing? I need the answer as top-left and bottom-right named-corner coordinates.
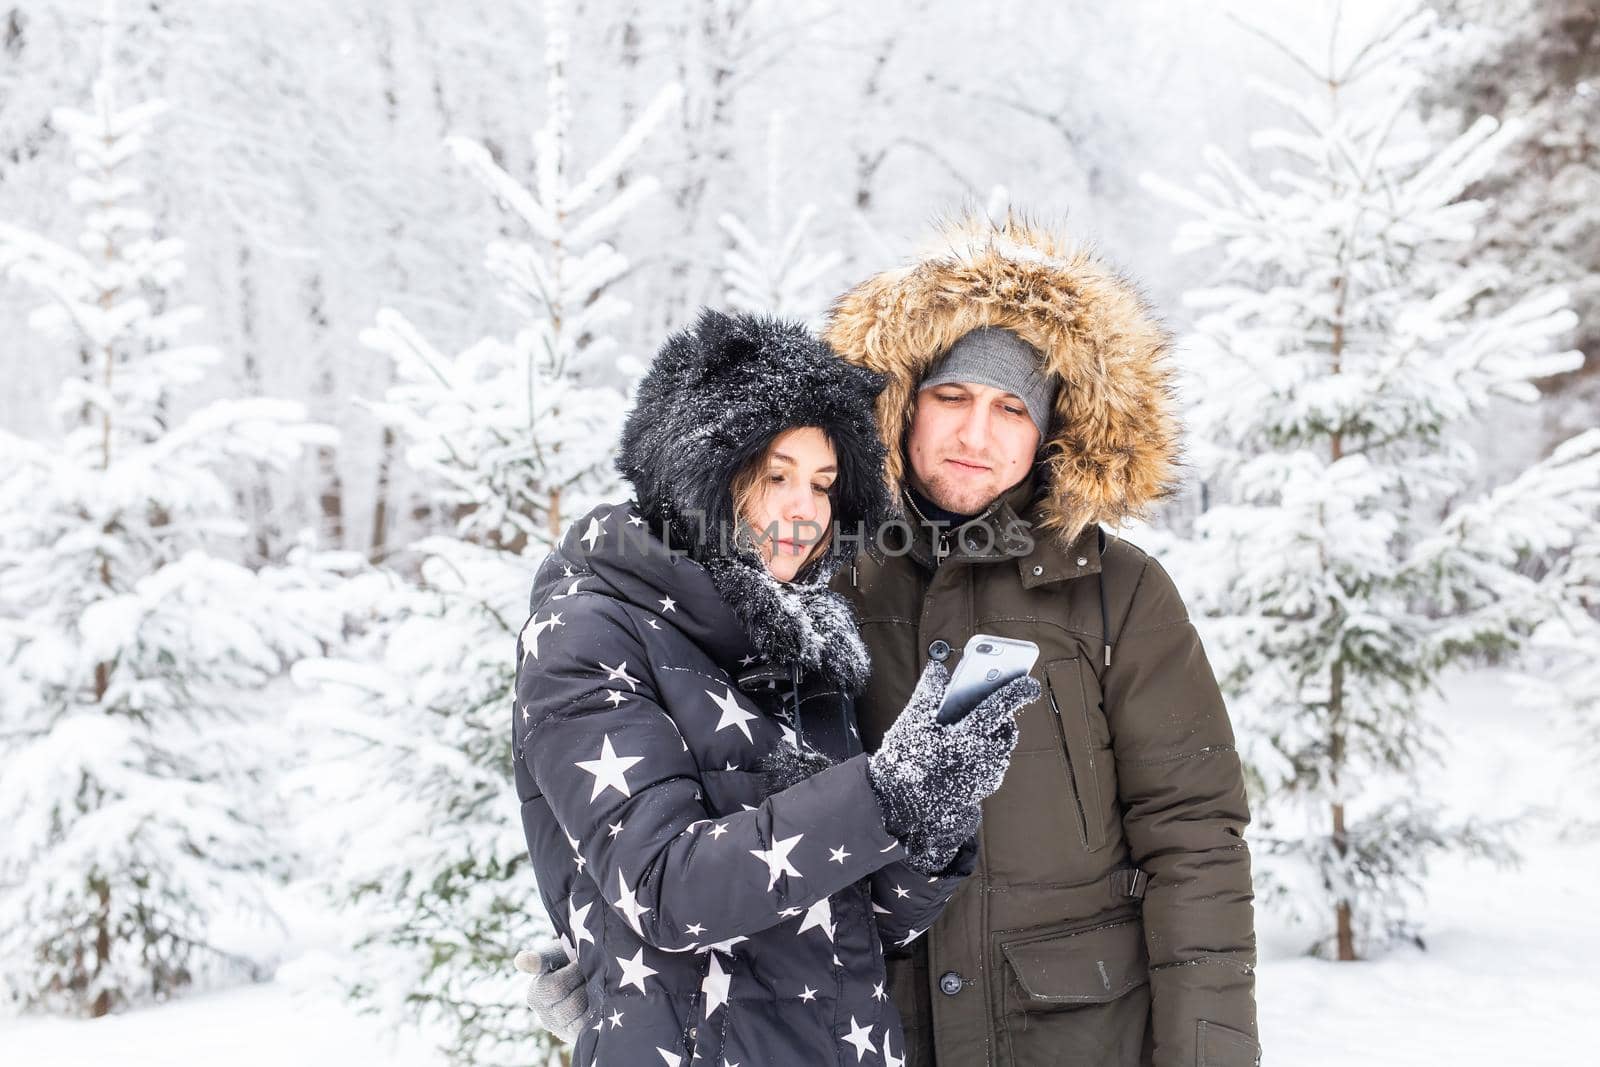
top-left (2, 0), bottom-right (1597, 1064)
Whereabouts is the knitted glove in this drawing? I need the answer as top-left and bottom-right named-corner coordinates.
top-left (514, 937), bottom-right (587, 1044)
top-left (867, 658), bottom-right (1037, 873)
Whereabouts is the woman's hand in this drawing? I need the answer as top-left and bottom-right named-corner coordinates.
top-left (866, 659), bottom-right (1038, 873)
top-left (515, 937), bottom-right (587, 1043)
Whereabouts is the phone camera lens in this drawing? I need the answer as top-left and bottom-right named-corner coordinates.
top-left (976, 643), bottom-right (993, 654)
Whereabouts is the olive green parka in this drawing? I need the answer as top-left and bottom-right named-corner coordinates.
top-left (823, 212), bottom-right (1261, 1067)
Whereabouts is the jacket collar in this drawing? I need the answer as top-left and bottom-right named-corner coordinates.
top-left (900, 465), bottom-right (1102, 586)
top-left (544, 501), bottom-right (872, 695)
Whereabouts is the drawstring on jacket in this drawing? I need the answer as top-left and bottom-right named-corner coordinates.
top-left (1098, 526), bottom-right (1114, 669)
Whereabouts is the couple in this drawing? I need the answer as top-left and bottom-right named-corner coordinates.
top-left (511, 213), bottom-right (1261, 1067)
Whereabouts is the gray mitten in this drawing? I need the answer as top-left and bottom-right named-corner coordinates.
top-left (514, 937), bottom-right (587, 1044)
top-left (867, 658), bottom-right (1037, 874)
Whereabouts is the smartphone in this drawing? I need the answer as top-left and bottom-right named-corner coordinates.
top-left (935, 634), bottom-right (1041, 725)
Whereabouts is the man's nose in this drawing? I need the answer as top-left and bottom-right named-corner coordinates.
top-left (956, 406), bottom-right (992, 452)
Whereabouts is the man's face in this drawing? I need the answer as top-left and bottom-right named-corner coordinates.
top-left (905, 381), bottom-right (1042, 514)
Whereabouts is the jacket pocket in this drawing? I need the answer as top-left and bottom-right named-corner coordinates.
top-left (1043, 657), bottom-right (1107, 852)
top-left (1197, 1019), bottom-right (1261, 1067)
top-left (1000, 917), bottom-right (1149, 1011)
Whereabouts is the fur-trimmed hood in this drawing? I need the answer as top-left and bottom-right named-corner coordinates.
top-left (823, 211), bottom-right (1183, 549)
top-left (617, 307), bottom-right (892, 583)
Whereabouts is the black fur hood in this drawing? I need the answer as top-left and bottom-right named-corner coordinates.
top-left (616, 308), bottom-right (892, 585)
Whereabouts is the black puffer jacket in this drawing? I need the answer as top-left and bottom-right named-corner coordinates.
top-left (512, 311), bottom-right (976, 1067)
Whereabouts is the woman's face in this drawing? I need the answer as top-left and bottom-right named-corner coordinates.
top-left (741, 426), bottom-right (836, 583)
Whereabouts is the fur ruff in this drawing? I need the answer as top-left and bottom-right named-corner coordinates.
top-left (824, 209), bottom-right (1183, 548)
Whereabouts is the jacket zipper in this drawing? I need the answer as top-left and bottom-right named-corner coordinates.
top-left (905, 490), bottom-right (1001, 570)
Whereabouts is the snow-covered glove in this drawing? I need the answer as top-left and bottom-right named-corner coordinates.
top-left (514, 937), bottom-right (587, 1044)
top-left (867, 658), bottom-right (1037, 874)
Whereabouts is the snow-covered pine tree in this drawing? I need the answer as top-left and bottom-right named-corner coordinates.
top-left (0, 72), bottom-right (333, 1016)
top-left (1420, 0), bottom-right (1600, 450)
top-left (1141, 4), bottom-right (1600, 960)
top-left (718, 112), bottom-right (842, 323)
top-left (294, 2), bottom-right (681, 1062)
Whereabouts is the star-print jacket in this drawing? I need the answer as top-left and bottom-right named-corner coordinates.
top-left (513, 500), bottom-right (975, 1067)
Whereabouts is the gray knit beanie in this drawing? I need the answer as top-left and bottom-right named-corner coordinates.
top-left (918, 326), bottom-right (1057, 438)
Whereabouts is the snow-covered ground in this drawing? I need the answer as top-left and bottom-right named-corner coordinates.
top-left (5, 665), bottom-right (1595, 1066)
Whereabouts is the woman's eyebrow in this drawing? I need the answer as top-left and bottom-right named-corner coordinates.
top-left (769, 452), bottom-right (836, 474)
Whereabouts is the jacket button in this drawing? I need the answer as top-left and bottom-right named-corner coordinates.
top-left (928, 639), bottom-right (950, 661)
top-left (689, 1026), bottom-right (697, 1038)
top-left (939, 970), bottom-right (963, 996)
top-left (1031, 564), bottom-right (1044, 576)
top-left (1077, 556), bottom-right (1088, 566)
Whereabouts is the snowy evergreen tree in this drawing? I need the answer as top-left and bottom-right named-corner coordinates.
top-left (0, 72), bottom-right (333, 1016)
top-left (718, 112), bottom-right (842, 323)
top-left (293, 2), bottom-right (681, 1062)
top-left (1142, 4), bottom-right (1600, 959)
top-left (1421, 0), bottom-right (1600, 450)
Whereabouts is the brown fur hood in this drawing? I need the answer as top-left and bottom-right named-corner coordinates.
top-left (823, 210), bottom-right (1183, 550)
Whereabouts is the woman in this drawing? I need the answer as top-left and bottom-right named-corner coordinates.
top-left (512, 309), bottom-right (1038, 1066)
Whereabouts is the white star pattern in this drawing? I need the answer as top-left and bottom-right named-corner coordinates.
top-left (708, 822), bottom-right (729, 840)
top-left (645, 618), bottom-right (661, 630)
top-left (829, 846), bottom-right (851, 864)
top-left (616, 947), bottom-right (658, 994)
top-left (797, 985), bottom-right (818, 1003)
top-left (574, 735), bottom-right (645, 802)
top-left (608, 820), bottom-right (625, 838)
top-left (872, 981), bottom-right (886, 1002)
top-left (656, 1049), bottom-right (683, 1067)
top-left (749, 833), bottom-right (805, 891)
top-left (700, 935), bottom-right (748, 954)
top-left (871, 900), bottom-right (890, 915)
top-left (627, 513), bottom-right (644, 527)
top-left (708, 686), bottom-right (759, 742)
top-left (600, 660), bottom-right (641, 691)
top-left (738, 654), bottom-right (758, 666)
top-left (884, 1034), bottom-right (906, 1067)
top-left (565, 830), bottom-right (586, 873)
top-left (604, 689), bottom-right (627, 706)
top-left (896, 925), bottom-right (928, 947)
top-left (795, 897), bottom-right (834, 942)
top-left (684, 922), bottom-right (706, 937)
top-left (842, 1016), bottom-right (877, 1062)
top-left (659, 595), bottom-right (677, 613)
top-left (552, 577), bottom-right (586, 599)
top-left (701, 952), bottom-right (732, 1016)
top-left (607, 1007), bottom-right (624, 1029)
top-left (778, 722), bottom-right (798, 749)
top-left (568, 898), bottom-right (594, 954)
top-left (582, 516), bottom-right (605, 551)
top-left (892, 883), bottom-right (910, 899)
top-left (614, 869), bottom-right (651, 935)
top-left (518, 612), bottom-right (564, 662)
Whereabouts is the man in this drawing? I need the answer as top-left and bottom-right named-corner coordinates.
top-left (818, 211), bottom-right (1259, 1067)
top-left (519, 211), bottom-right (1260, 1066)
